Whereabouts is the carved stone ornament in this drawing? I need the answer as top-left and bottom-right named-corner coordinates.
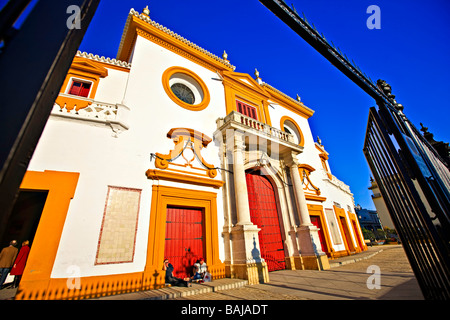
top-left (154, 128), bottom-right (218, 178)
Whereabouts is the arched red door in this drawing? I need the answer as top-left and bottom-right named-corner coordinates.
top-left (246, 170), bottom-right (286, 271)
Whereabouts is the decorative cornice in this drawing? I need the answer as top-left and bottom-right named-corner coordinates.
top-left (262, 82), bottom-right (314, 119)
top-left (117, 8), bottom-right (235, 71)
top-left (146, 169), bottom-right (224, 189)
top-left (76, 51), bottom-right (131, 69)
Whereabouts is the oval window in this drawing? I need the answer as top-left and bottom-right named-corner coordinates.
top-left (170, 83), bottom-right (195, 104)
top-left (162, 66), bottom-right (210, 111)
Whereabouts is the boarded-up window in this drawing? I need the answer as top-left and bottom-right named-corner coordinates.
top-left (236, 100), bottom-right (258, 120)
top-left (325, 208), bottom-right (342, 245)
top-left (95, 186), bottom-right (141, 264)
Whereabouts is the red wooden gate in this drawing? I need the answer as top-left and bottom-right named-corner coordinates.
top-left (246, 171), bottom-right (286, 271)
top-left (310, 216), bottom-right (328, 254)
top-left (164, 206), bottom-right (204, 278)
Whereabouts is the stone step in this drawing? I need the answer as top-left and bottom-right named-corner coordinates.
top-left (92, 278), bottom-right (249, 300)
top-left (142, 278), bottom-right (249, 300)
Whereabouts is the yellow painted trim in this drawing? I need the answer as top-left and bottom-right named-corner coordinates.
top-left (56, 56), bottom-right (114, 111)
top-left (55, 95), bottom-right (92, 112)
top-left (14, 170), bottom-right (79, 300)
top-left (308, 204), bottom-right (334, 258)
top-left (143, 185), bottom-right (225, 290)
top-left (334, 206), bottom-right (356, 254)
top-left (263, 84), bottom-right (314, 119)
top-left (117, 15), bottom-right (233, 72)
top-left (315, 143), bottom-right (326, 153)
top-left (154, 128), bottom-right (219, 178)
top-left (222, 71), bottom-right (272, 125)
top-left (262, 100), bottom-right (272, 126)
top-left (71, 57), bottom-right (108, 77)
top-left (235, 97), bottom-right (263, 122)
top-left (298, 164), bottom-right (315, 172)
top-left (59, 57), bottom-right (109, 99)
top-left (162, 66), bottom-right (210, 111)
top-left (319, 152), bottom-right (329, 161)
top-left (280, 116), bottom-right (305, 147)
top-left (348, 211), bottom-right (368, 252)
top-left (146, 169), bottom-right (224, 189)
top-left (305, 194), bottom-right (327, 202)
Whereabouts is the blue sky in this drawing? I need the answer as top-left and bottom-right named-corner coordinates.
top-left (76, 0), bottom-right (450, 210)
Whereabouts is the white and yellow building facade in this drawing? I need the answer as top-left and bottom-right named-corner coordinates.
top-left (11, 8), bottom-right (366, 300)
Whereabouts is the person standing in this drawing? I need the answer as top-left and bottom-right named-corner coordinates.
top-left (10, 240), bottom-right (30, 288)
top-left (0, 240), bottom-right (18, 289)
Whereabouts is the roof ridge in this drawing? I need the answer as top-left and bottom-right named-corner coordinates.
top-left (76, 51), bottom-right (131, 68)
top-left (118, 8), bottom-right (235, 70)
top-left (261, 81), bottom-right (313, 113)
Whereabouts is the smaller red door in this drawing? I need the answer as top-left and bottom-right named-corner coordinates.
top-left (164, 206), bottom-right (204, 278)
top-left (310, 216), bottom-right (328, 254)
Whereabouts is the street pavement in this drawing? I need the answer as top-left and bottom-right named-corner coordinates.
top-left (0, 244), bottom-right (424, 301)
top-left (171, 244), bottom-right (424, 300)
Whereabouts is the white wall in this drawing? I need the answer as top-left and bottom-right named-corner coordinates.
top-left (28, 30), bottom-right (362, 279)
top-left (28, 35), bottom-right (228, 278)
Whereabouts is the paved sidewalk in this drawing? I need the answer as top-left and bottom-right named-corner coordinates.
top-left (172, 245), bottom-right (424, 300)
top-left (0, 245), bottom-right (423, 301)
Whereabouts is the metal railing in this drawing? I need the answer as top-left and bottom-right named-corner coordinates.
top-left (221, 111), bottom-right (294, 144)
top-left (364, 106), bottom-right (450, 299)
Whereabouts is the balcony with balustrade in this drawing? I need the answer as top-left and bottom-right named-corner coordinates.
top-left (51, 93), bottom-right (130, 137)
top-left (215, 111), bottom-right (303, 156)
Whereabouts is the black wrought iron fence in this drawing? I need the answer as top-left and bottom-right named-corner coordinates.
top-left (364, 105), bottom-right (450, 300)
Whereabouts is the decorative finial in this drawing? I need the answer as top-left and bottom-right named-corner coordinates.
top-left (254, 68), bottom-right (263, 84)
top-left (317, 136), bottom-right (322, 145)
top-left (143, 5), bottom-right (150, 16)
top-left (420, 123), bottom-right (428, 133)
top-left (296, 94), bottom-right (301, 102)
top-left (254, 68), bottom-right (260, 79)
top-left (222, 50), bottom-right (228, 61)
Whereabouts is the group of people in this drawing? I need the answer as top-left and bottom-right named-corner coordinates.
top-left (163, 257), bottom-right (211, 287)
top-left (0, 240), bottom-right (30, 289)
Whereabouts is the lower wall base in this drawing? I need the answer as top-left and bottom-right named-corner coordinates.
top-left (226, 262), bottom-right (269, 285)
top-left (285, 256), bottom-right (302, 270)
top-left (15, 263), bottom-right (226, 300)
top-left (301, 254), bottom-right (330, 270)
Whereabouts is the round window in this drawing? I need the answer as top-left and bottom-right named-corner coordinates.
top-left (170, 83), bottom-right (195, 105)
top-left (283, 122), bottom-right (300, 145)
top-left (162, 66), bottom-right (210, 111)
top-left (280, 116), bottom-right (304, 146)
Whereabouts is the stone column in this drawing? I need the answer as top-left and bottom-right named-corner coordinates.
top-left (232, 131), bottom-right (252, 226)
top-left (227, 130), bottom-right (269, 283)
top-left (289, 157), bottom-right (313, 227)
top-left (286, 152), bottom-right (330, 270)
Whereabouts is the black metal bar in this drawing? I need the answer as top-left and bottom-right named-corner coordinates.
top-left (364, 117), bottom-right (435, 296)
top-left (364, 108), bottom-right (450, 299)
top-left (366, 126), bottom-right (442, 297)
top-left (0, 0), bottom-right (32, 39)
top-left (0, 0), bottom-right (100, 245)
top-left (260, 0), bottom-right (450, 299)
top-left (258, 0), bottom-right (398, 112)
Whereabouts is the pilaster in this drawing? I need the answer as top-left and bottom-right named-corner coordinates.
top-left (285, 152), bottom-right (330, 270)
